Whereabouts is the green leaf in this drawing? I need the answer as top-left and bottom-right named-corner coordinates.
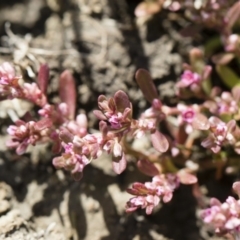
top-left (204, 37), bottom-right (221, 57)
top-left (202, 77), bottom-right (212, 95)
top-left (216, 65), bottom-right (240, 88)
top-left (220, 114), bottom-right (232, 123)
top-left (201, 66), bottom-right (212, 95)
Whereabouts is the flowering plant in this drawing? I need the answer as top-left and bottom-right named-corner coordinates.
top-left (1, 1), bottom-right (240, 238)
top-left (0, 48), bottom-right (240, 228)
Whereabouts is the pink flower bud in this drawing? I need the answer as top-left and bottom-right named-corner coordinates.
top-left (233, 182), bottom-right (240, 198)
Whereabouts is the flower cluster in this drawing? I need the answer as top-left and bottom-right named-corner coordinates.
top-left (201, 117), bottom-right (237, 153)
top-left (201, 182), bottom-right (240, 238)
top-left (0, 64), bottom-right (69, 156)
top-left (204, 87), bottom-right (240, 116)
top-left (6, 119), bottom-right (52, 155)
top-left (175, 48), bottom-right (212, 99)
top-left (0, 62), bottom-right (22, 99)
top-left (54, 90), bottom-right (170, 178)
top-left (134, 0), bottom-right (237, 34)
top-left (126, 174), bottom-right (179, 214)
top-left (0, 62), bottom-right (47, 105)
top-left (53, 132), bottom-right (101, 180)
top-left (167, 0), bottom-right (236, 30)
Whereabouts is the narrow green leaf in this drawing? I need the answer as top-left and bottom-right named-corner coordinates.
top-left (201, 66), bottom-right (212, 95)
top-left (204, 37), bottom-right (221, 57)
top-left (202, 78), bottom-right (212, 96)
top-left (216, 65), bottom-right (240, 88)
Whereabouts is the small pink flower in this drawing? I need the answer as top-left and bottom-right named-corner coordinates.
top-left (0, 62), bottom-right (23, 99)
top-left (64, 113), bottom-right (88, 137)
top-left (177, 104), bottom-right (197, 124)
top-left (225, 34), bottom-right (240, 52)
top-left (109, 114), bottom-right (123, 129)
top-left (205, 90), bottom-right (239, 115)
top-left (182, 109), bottom-right (196, 123)
top-left (39, 103), bottom-right (71, 126)
top-left (176, 104), bottom-right (210, 134)
top-left (178, 70), bottom-right (201, 87)
top-left (23, 83), bottom-right (47, 107)
top-left (201, 117), bottom-right (236, 153)
top-left (93, 91), bottom-right (132, 133)
top-left (0, 62), bottom-right (17, 85)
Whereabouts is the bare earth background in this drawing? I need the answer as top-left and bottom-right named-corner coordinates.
top-left (0, 0), bottom-right (234, 239)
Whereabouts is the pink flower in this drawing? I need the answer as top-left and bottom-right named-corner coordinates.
top-left (53, 141), bottom-right (91, 180)
top-left (126, 174), bottom-right (179, 214)
top-left (182, 108), bottom-right (196, 123)
top-left (201, 181), bottom-right (240, 237)
top-left (66, 113), bottom-right (88, 137)
top-left (178, 70), bottom-right (201, 88)
top-left (6, 119), bottom-right (52, 155)
top-left (23, 83), bottom-right (47, 107)
top-left (177, 104), bottom-right (197, 124)
top-left (201, 117), bottom-right (236, 153)
top-left (0, 62), bottom-right (22, 99)
top-left (93, 91), bottom-right (132, 133)
top-left (108, 113), bottom-right (123, 129)
top-left (126, 195), bottom-right (159, 215)
top-left (53, 130), bottom-right (104, 180)
top-left (0, 62), bottom-right (17, 85)
top-left (176, 103), bottom-right (210, 134)
top-left (39, 103), bottom-right (71, 126)
top-left (225, 34), bottom-right (240, 52)
top-left (99, 127), bottom-right (127, 174)
top-left (204, 89), bottom-right (239, 115)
